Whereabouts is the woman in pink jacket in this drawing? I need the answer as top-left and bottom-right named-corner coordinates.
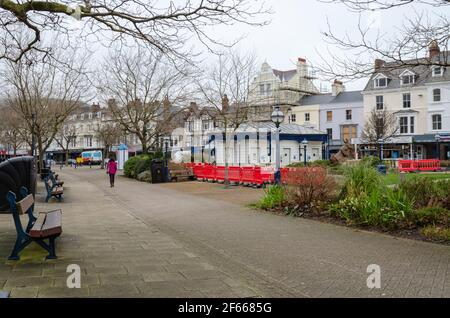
top-left (106, 157), bottom-right (118, 187)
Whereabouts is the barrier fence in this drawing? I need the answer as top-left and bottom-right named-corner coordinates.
top-left (398, 160), bottom-right (441, 172)
top-left (184, 163), bottom-right (325, 187)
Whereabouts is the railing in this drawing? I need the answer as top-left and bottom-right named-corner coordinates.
top-left (398, 160), bottom-right (441, 172)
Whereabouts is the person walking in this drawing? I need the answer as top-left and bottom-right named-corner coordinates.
top-left (106, 157), bottom-right (118, 187)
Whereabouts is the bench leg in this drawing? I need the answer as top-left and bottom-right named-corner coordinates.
top-left (58, 194), bottom-right (62, 202)
top-left (45, 194), bottom-right (50, 203)
top-left (34, 238), bottom-right (57, 260)
top-left (8, 237), bottom-right (32, 260)
top-left (47, 237), bottom-right (57, 259)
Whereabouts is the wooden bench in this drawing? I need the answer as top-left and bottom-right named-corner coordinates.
top-left (44, 175), bottom-right (63, 202)
top-left (6, 187), bottom-right (62, 260)
top-left (50, 171), bottom-right (64, 187)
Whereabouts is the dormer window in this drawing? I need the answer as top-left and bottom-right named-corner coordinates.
top-left (432, 66), bottom-right (443, 77)
top-left (373, 74), bottom-right (388, 88)
top-left (400, 70), bottom-right (415, 85)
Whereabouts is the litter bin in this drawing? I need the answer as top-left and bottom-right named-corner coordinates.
top-left (150, 159), bottom-right (165, 184)
top-left (376, 164), bottom-right (387, 175)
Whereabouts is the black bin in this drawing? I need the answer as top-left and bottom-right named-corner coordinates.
top-left (376, 164), bottom-right (387, 175)
top-left (151, 159), bottom-right (165, 184)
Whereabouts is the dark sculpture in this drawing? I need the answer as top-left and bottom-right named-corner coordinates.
top-left (0, 156), bottom-right (36, 213)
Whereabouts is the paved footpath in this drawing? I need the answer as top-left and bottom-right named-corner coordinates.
top-left (1, 167), bottom-right (450, 297)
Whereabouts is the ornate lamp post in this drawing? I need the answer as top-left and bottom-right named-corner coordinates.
top-left (271, 106), bottom-right (284, 185)
top-left (301, 139), bottom-right (308, 166)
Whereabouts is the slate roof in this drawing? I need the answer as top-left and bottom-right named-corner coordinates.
top-left (364, 51), bottom-right (450, 91)
top-left (233, 121), bottom-right (326, 135)
top-left (299, 91), bottom-right (363, 106)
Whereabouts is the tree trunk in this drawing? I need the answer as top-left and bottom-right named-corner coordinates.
top-left (37, 138), bottom-right (44, 173)
top-left (65, 149), bottom-right (69, 166)
top-left (223, 132), bottom-right (229, 188)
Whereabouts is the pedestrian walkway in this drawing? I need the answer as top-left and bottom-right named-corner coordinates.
top-left (1, 167), bottom-right (450, 298)
top-left (0, 170), bottom-right (259, 298)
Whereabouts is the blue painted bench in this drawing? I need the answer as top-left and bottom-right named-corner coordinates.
top-left (7, 187), bottom-right (62, 260)
top-left (44, 173), bottom-right (64, 203)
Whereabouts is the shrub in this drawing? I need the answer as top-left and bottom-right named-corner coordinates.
top-left (134, 155), bottom-right (152, 177)
top-left (340, 162), bottom-right (381, 198)
top-left (285, 168), bottom-right (337, 216)
top-left (361, 155), bottom-right (382, 167)
top-left (421, 225), bottom-right (450, 242)
top-left (124, 156), bottom-right (140, 178)
top-left (398, 177), bottom-right (450, 209)
top-left (256, 185), bottom-right (286, 210)
top-left (412, 207), bottom-right (450, 226)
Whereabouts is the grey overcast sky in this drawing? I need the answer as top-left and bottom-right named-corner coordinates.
top-left (203, 0), bottom-right (446, 91)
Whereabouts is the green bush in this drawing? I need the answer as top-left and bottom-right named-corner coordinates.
top-left (134, 155), bottom-right (152, 177)
top-left (340, 162), bottom-right (382, 198)
top-left (360, 155), bottom-right (382, 167)
top-left (124, 156), bottom-right (140, 178)
top-left (256, 185), bottom-right (286, 210)
top-left (398, 177), bottom-right (450, 209)
top-left (412, 207), bottom-right (450, 226)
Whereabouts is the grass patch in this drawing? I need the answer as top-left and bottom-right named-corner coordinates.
top-left (381, 172), bottom-right (450, 186)
top-left (421, 225), bottom-right (450, 242)
top-left (254, 185), bottom-right (285, 210)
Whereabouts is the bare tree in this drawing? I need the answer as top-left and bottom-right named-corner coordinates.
top-left (197, 50), bottom-right (257, 186)
top-left (0, 106), bottom-right (27, 156)
top-left (55, 123), bottom-right (76, 165)
top-left (1, 43), bottom-right (90, 169)
top-left (317, 0), bottom-right (449, 79)
top-left (361, 108), bottom-right (399, 143)
top-left (95, 121), bottom-right (121, 168)
top-left (98, 45), bottom-right (193, 154)
top-left (0, 0), bottom-right (270, 62)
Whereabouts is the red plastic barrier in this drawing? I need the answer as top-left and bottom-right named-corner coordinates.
top-left (203, 164), bottom-right (215, 181)
top-left (241, 167), bottom-right (255, 185)
top-left (417, 159), bottom-right (440, 171)
top-left (398, 160), bottom-right (440, 172)
top-left (228, 166), bottom-right (241, 183)
top-left (215, 166), bottom-right (225, 182)
top-left (398, 160), bottom-right (415, 172)
top-left (252, 167), bottom-right (264, 186)
top-left (261, 167), bottom-right (275, 184)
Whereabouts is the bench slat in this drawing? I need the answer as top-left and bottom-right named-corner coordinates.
top-left (16, 194), bottom-right (34, 215)
top-left (29, 210), bottom-right (62, 238)
top-left (29, 213), bottom-right (46, 237)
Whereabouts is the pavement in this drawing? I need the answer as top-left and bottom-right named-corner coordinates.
top-left (0, 166), bottom-right (450, 298)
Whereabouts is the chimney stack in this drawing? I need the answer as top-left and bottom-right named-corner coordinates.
top-left (429, 40), bottom-right (440, 59)
top-left (222, 94), bottom-right (229, 112)
top-left (163, 95), bottom-right (170, 114)
top-left (331, 79), bottom-right (345, 96)
top-left (374, 59), bottom-right (385, 71)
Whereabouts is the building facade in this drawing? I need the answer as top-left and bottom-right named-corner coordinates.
top-left (362, 42), bottom-right (450, 160)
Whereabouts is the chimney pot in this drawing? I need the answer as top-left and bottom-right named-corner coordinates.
top-left (429, 40), bottom-right (440, 59)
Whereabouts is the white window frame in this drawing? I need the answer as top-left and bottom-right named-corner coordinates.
top-left (433, 88), bottom-right (441, 102)
top-left (398, 115), bottom-right (416, 135)
top-left (402, 93), bottom-right (411, 108)
top-left (432, 66), bottom-right (443, 77)
top-left (376, 95), bottom-right (384, 110)
top-left (373, 73), bottom-right (388, 88)
top-left (399, 69), bottom-right (415, 86)
top-left (432, 114), bottom-right (442, 131)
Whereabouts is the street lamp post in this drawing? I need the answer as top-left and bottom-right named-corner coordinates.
top-left (301, 139), bottom-right (308, 166)
top-left (435, 135), bottom-right (440, 160)
top-left (163, 136), bottom-right (170, 182)
top-left (377, 138), bottom-right (384, 160)
top-left (271, 106), bottom-right (284, 185)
